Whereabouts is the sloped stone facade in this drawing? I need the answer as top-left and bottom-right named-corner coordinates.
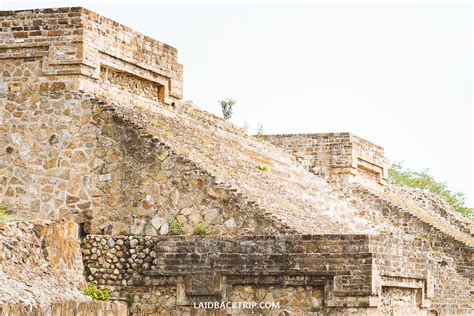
top-left (0, 7), bottom-right (472, 316)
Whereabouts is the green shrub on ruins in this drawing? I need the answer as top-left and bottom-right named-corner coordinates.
top-left (219, 98), bottom-right (236, 120)
top-left (195, 222), bottom-right (212, 235)
top-left (0, 202), bottom-right (7, 220)
top-left (84, 283), bottom-right (109, 301)
top-left (388, 162), bottom-right (473, 218)
top-left (257, 164), bottom-right (269, 172)
top-left (168, 220), bottom-right (184, 236)
top-left (256, 123), bottom-right (265, 141)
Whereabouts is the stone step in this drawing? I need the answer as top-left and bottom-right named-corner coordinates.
top-left (353, 184), bottom-right (474, 247)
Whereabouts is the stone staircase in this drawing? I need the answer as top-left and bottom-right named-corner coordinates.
top-left (95, 98), bottom-right (378, 235)
top-left (352, 183), bottom-right (474, 247)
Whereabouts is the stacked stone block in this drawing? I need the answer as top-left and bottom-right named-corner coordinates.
top-left (264, 132), bottom-right (388, 187)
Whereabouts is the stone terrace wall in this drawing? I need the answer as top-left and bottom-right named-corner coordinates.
top-left (0, 88), bottom-right (98, 218)
top-left (0, 7), bottom-right (182, 104)
top-left (0, 301), bottom-right (127, 316)
top-left (91, 98), bottom-right (377, 235)
top-left (264, 133), bottom-right (388, 187)
top-left (81, 8), bottom-right (183, 102)
top-left (0, 220), bottom-right (129, 315)
top-left (0, 8), bottom-right (285, 236)
top-left (0, 86), bottom-right (283, 235)
top-left (85, 102), bottom-right (285, 236)
top-left (0, 220), bottom-right (84, 282)
top-left (347, 186), bottom-right (473, 314)
top-left (81, 234), bottom-right (473, 315)
top-left (371, 235), bottom-right (473, 315)
top-left (391, 185), bottom-right (473, 235)
top-left (0, 220), bottom-right (86, 309)
top-left (82, 234), bottom-right (374, 315)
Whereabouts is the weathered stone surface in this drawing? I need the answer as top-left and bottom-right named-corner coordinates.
top-left (0, 221), bottom-right (91, 311)
top-left (159, 223), bottom-right (169, 235)
top-left (0, 301), bottom-right (127, 316)
top-left (264, 133), bottom-right (388, 186)
top-left (81, 233), bottom-right (473, 315)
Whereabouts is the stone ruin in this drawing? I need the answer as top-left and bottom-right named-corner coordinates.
top-left (0, 7), bottom-right (472, 316)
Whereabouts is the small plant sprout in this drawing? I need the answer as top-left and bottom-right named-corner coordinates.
top-left (91, 107), bottom-right (103, 115)
top-left (0, 202), bottom-right (7, 220)
top-left (84, 283), bottom-right (109, 301)
top-left (256, 123), bottom-right (265, 141)
top-left (168, 220), bottom-right (184, 236)
top-left (195, 222), bottom-right (212, 235)
top-left (258, 164), bottom-right (269, 172)
top-left (219, 98), bottom-right (236, 120)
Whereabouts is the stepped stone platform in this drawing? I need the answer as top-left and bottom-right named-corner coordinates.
top-left (0, 7), bottom-right (473, 315)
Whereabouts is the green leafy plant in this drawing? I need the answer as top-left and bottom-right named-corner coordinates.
top-left (127, 294), bottom-right (134, 307)
top-left (91, 107), bottom-right (103, 115)
top-left (219, 98), bottom-right (236, 120)
top-left (389, 162), bottom-right (473, 218)
top-left (0, 202), bottom-right (7, 220)
top-left (168, 220), bottom-right (184, 236)
top-left (0, 203), bottom-right (25, 221)
top-left (256, 123), bottom-right (265, 141)
top-left (195, 222), bottom-right (212, 235)
top-left (84, 283), bottom-right (109, 301)
top-left (257, 164), bottom-right (269, 172)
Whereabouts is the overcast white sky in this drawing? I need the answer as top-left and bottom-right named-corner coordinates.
top-left (2, 0), bottom-right (472, 206)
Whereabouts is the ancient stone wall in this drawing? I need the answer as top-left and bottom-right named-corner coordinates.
top-left (0, 220), bottom-right (84, 284)
top-left (0, 7), bottom-right (182, 106)
top-left (0, 220), bottom-right (129, 315)
top-left (346, 185), bottom-right (473, 314)
top-left (391, 185), bottom-right (473, 235)
top-left (0, 301), bottom-right (127, 316)
top-left (84, 102), bottom-right (284, 236)
top-left (1, 8), bottom-right (286, 237)
top-left (0, 221), bottom-right (85, 310)
top-left (371, 235), bottom-right (472, 315)
top-left (82, 234), bottom-right (374, 314)
top-left (0, 87), bottom-right (282, 236)
top-left (81, 233), bottom-right (472, 315)
top-left (0, 87), bottom-right (97, 218)
top-left (264, 133), bottom-right (388, 187)
top-left (80, 7), bottom-right (183, 102)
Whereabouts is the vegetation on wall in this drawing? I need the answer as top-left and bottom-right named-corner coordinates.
top-left (256, 123), bottom-right (265, 141)
top-left (257, 164), bottom-right (269, 172)
top-left (0, 202), bottom-right (20, 221)
top-left (84, 283), bottom-right (109, 301)
top-left (168, 220), bottom-right (184, 236)
top-left (388, 162), bottom-right (473, 218)
top-left (0, 202), bottom-right (7, 220)
top-left (194, 222), bottom-right (212, 235)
